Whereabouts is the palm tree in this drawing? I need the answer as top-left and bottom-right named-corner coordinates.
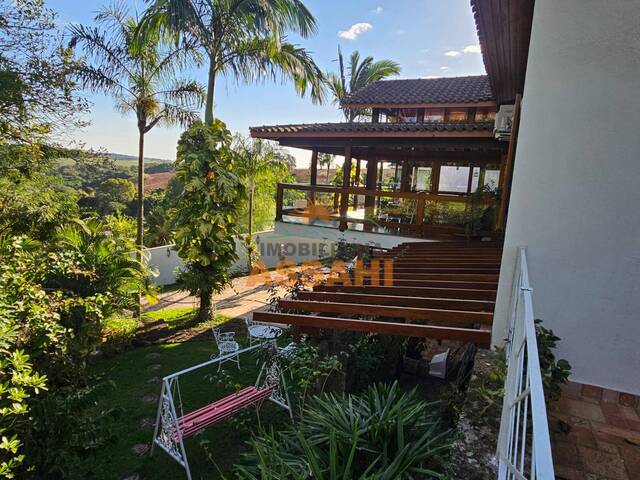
top-left (318, 152), bottom-right (334, 183)
top-left (326, 46), bottom-right (401, 122)
top-left (136, 0), bottom-right (325, 124)
top-left (235, 136), bottom-right (294, 236)
top-left (69, 3), bottom-right (204, 309)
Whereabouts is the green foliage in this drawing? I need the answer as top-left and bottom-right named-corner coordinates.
top-left (91, 178), bottom-right (136, 215)
top-left (170, 119), bottom-right (245, 321)
top-left (0, 0), bottom-right (87, 163)
top-left (20, 380), bottom-right (122, 479)
top-left (463, 185), bottom-right (499, 238)
top-left (234, 136), bottom-right (295, 235)
top-left (325, 47), bottom-right (401, 122)
top-left (0, 172), bottom-right (79, 239)
top-left (277, 340), bottom-right (341, 416)
top-left (137, 0), bottom-right (325, 122)
top-left (243, 234), bottom-right (260, 272)
top-left (535, 319), bottom-right (572, 402)
top-left (235, 382), bottom-right (451, 479)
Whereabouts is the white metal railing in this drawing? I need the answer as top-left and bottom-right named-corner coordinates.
top-left (496, 247), bottom-right (555, 479)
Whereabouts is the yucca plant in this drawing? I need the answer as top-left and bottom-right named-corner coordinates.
top-left (235, 382), bottom-right (452, 479)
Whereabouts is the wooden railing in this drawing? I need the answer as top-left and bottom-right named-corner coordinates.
top-left (276, 183), bottom-right (497, 238)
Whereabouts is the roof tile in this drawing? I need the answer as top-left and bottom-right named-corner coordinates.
top-left (343, 75), bottom-right (494, 105)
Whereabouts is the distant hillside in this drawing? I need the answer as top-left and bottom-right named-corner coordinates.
top-left (106, 152), bottom-right (173, 164)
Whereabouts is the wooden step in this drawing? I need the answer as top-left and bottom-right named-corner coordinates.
top-left (296, 291), bottom-right (495, 312)
top-left (278, 300), bottom-right (493, 325)
top-left (389, 273), bottom-right (499, 282)
top-left (388, 280), bottom-right (498, 289)
top-left (253, 312), bottom-right (491, 347)
top-left (314, 284), bottom-right (498, 301)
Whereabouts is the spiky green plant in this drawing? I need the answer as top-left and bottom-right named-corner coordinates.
top-left (235, 382), bottom-right (452, 479)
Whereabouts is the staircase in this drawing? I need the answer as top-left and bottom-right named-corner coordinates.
top-left (253, 241), bottom-right (502, 348)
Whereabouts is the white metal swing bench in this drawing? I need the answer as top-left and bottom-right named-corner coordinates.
top-left (150, 344), bottom-right (292, 480)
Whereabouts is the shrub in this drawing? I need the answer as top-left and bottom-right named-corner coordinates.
top-left (235, 382), bottom-right (452, 479)
top-left (170, 119), bottom-right (245, 322)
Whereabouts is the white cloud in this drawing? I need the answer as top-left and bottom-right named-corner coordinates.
top-left (440, 66), bottom-right (449, 70)
top-left (338, 23), bottom-right (373, 40)
top-left (445, 50), bottom-right (462, 57)
top-left (396, 29), bottom-right (406, 36)
top-left (463, 44), bottom-right (482, 54)
top-left (371, 6), bottom-right (383, 14)
top-left (424, 75), bottom-right (442, 79)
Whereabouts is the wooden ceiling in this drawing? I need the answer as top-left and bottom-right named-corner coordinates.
top-left (471, 0), bottom-right (535, 105)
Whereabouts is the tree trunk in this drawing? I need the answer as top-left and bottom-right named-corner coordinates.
top-left (136, 127), bottom-right (145, 317)
top-left (198, 289), bottom-right (213, 322)
top-left (327, 165), bottom-right (330, 182)
top-left (204, 59), bottom-right (216, 124)
top-left (248, 185), bottom-right (254, 236)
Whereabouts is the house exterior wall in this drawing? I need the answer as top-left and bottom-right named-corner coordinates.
top-left (493, 0), bottom-right (640, 394)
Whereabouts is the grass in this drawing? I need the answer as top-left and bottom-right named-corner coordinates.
top-left (72, 337), bottom-right (289, 479)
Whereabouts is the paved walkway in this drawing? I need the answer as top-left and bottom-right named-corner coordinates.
top-left (550, 381), bottom-right (640, 480)
top-left (146, 275), bottom-right (276, 320)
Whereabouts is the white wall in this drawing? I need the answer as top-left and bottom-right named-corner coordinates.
top-left (493, 0), bottom-right (640, 394)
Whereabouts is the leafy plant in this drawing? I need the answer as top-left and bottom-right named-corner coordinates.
top-left (325, 47), bottom-right (401, 122)
top-left (535, 319), bottom-right (572, 402)
top-left (70, 1), bottom-right (204, 276)
top-left (170, 119), bottom-right (245, 322)
top-left (235, 382), bottom-right (452, 479)
top-left (136, 0), bottom-right (325, 123)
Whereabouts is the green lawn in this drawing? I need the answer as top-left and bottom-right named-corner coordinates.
top-left (74, 339), bottom-right (289, 479)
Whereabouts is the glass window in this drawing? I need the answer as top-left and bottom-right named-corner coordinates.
top-left (398, 108), bottom-right (417, 123)
top-left (413, 167), bottom-right (432, 192)
top-left (483, 169), bottom-right (500, 190)
top-left (424, 108), bottom-right (445, 122)
top-left (475, 108), bottom-right (497, 122)
top-left (447, 109), bottom-right (468, 122)
top-left (439, 166), bottom-right (471, 193)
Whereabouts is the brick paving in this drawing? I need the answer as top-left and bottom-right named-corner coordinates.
top-left (549, 381), bottom-right (640, 480)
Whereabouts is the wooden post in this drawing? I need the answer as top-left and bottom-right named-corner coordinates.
top-left (309, 148), bottom-right (318, 205)
top-left (393, 162), bottom-right (399, 190)
top-left (353, 158), bottom-right (361, 209)
top-left (400, 160), bottom-right (411, 192)
top-left (376, 161), bottom-right (384, 209)
top-left (339, 146), bottom-right (352, 231)
top-left (496, 94), bottom-right (522, 232)
top-left (364, 158), bottom-right (378, 231)
top-left (431, 162), bottom-right (441, 193)
top-left (275, 183), bottom-right (284, 221)
top-left (372, 109), bottom-right (380, 123)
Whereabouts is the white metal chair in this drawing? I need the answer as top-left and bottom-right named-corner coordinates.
top-left (245, 317), bottom-right (283, 347)
top-left (212, 328), bottom-right (240, 370)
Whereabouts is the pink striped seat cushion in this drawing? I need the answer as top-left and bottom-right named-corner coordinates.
top-left (175, 386), bottom-right (274, 439)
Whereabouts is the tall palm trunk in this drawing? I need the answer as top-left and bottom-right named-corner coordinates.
top-left (204, 59), bottom-right (216, 124)
top-left (248, 185), bottom-right (254, 236)
top-left (136, 127), bottom-right (145, 317)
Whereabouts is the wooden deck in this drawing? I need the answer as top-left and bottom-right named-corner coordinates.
top-left (254, 241), bottom-right (502, 347)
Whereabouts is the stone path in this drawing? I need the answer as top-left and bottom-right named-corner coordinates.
top-left (550, 381), bottom-right (640, 479)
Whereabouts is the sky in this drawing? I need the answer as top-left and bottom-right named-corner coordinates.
top-left (50, 0), bottom-right (486, 167)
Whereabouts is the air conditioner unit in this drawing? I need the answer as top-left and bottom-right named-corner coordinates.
top-left (494, 104), bottom-right (515, 141)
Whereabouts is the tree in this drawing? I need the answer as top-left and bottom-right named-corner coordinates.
top-left (170, 120), bottom-right (245, 321)
top-left (0, 0), bottom-right (87, 170)
top-left (235, 137), bottom-right (294, 236)
top-left (94, 177), bottom-right (136, 215)
top-left (318, 152), bottom-right (334, 183)
top-left (69, 3), bottom-right (204, 294)
top-left (136, 0), bottom-right (325, 123)
top-left (325, 46), bottom-right (401, 122)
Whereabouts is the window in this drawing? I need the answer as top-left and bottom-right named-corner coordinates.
top-left (424, 108), bottom-right (445, 122)
top-left (412, 166), bottom-right (433, 191)
top-left (439, 166), bottom-right (471, 193)
top-left (398, 108), bottom-right (418, 123)
top-left (483, 169), bottom-right (500, 190)
top-left (447, 109), bottom-right (468, 122)
top-left (475, 108), bottom-right (497, 122)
